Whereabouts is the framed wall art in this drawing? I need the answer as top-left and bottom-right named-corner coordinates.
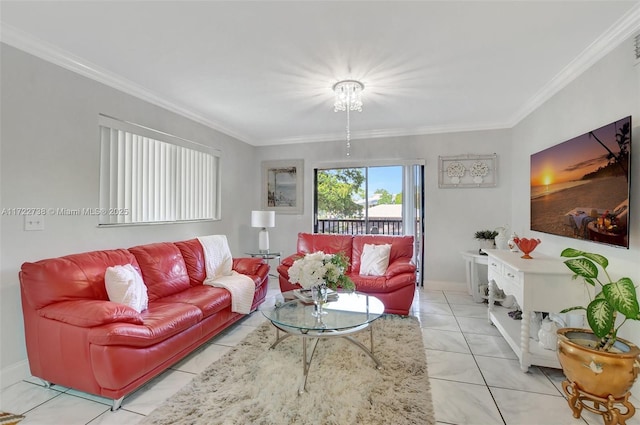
top-left (261, 159), bottom-right (304, 214)
top-left (438, 154), bottom-right (498, 188)
top-left (531, 116), bottom-right (630, 248)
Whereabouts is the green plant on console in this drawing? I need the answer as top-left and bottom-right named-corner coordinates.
top-left (474, 230), bottom-right (498, 240)
top-left (560, 248), bottom-right (638, 352)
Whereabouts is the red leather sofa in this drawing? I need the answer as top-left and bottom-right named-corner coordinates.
top-left (19, 238), bottom-right (269, 410)
top-left (277, 233), bottom-right (416, 315)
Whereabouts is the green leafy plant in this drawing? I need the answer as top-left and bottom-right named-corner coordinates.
top-left (561, 248), bottom-right (638, 351)
top-left (474, 230), bottom-right (498, 240)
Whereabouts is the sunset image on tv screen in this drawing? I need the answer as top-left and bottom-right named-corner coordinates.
top-left (530, 116), bottom-right (630, 248)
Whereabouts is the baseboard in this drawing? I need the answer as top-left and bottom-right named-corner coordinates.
top-left (421, 280), bottom-right (467, 293)
top-left (1, 359), bottom-right (30, 389)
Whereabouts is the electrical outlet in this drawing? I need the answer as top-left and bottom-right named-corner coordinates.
top-left (24, 215), bottom-right (45, 231)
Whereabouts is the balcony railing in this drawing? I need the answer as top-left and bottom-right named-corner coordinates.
top-left (316, 218), bottom-right (403, 235)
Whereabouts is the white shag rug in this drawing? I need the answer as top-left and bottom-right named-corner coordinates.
top-left (141, 315), bottom-right (434, 425)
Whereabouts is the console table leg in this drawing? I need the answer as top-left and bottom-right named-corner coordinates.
top-left (487, 279), bottom-right (495, 324)
top-left (470, 261), bottom-right (482, 302)
top-left (520, 310), bottom-right (532, 372)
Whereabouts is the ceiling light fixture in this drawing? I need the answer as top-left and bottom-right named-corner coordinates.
top-left (333, 79), bottom-right (364, 156)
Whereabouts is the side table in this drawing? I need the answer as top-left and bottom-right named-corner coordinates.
top-left (460, 250), bottom-right (488, 303)
top-left (245, 251), bottom-right (282, 277)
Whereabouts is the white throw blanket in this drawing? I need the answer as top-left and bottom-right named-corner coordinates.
top-left (197, 235), bottom-right (255, 314)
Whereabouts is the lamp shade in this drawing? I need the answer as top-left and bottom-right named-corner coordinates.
top-left (251, 210), bottom-right (275, 228)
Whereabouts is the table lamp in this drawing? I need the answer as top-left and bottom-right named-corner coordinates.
top-left (251, 210), bottom-right (275, 253)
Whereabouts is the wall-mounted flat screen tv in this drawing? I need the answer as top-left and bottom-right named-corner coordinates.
top-left (530, 116), bottom-right (631, 248)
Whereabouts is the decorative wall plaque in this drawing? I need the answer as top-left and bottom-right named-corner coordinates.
top-left (438, 154), bottom-right (497, 188)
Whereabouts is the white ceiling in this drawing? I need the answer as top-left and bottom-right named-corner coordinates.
top-left (2, 1), bottom-right (640, 146)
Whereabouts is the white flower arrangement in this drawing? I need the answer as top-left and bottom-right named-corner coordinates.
top-left (288, 251), bottom-right (355, 291)
top-left (446, 162), bottom-right (466, 178)
top-left (470, 161), bottom-right (489, 177)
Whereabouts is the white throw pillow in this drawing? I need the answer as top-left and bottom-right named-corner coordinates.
top-left (105, 264), bottom-right (149, 313)
top-left (359, 243), bottom-right (392, 276)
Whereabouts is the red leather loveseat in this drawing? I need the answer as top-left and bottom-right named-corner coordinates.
top-left (19, 238), bottom-right (269, 410)
top-left (277, 233), bottom-right (416, 315)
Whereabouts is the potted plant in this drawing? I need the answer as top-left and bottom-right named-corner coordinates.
top-left (474, 230), bottom-right (498, 253)
top-left (556, 248), bottom-right (640, 421)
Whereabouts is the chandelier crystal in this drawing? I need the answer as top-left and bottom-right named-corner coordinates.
top-left (333, 80), bottom-right (364, 156)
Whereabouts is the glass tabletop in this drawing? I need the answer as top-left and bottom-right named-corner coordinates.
top-left (245, 251), bottom-right (282, 258)
top-left (261, 291), bottom-right (384, 332)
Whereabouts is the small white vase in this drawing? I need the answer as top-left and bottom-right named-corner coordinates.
top-left (494, 226), bottom-right (509, 250)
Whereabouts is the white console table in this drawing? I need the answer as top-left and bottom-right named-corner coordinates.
top-left (485, 249), bottom-right (592, 372)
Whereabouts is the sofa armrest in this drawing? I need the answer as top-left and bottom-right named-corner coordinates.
top-left (385, 259), bottom-right (417, 278)
top-left (232, 257), bottom-right (264, 275)
top-left (39, 300), bottom-right (144, 327)
top-left (280, 253), bottom-right (303, 268)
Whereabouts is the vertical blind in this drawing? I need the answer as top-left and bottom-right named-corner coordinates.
top-left (98, 115), bottom-right (221, 225)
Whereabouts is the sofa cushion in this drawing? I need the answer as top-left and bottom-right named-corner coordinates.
top-left (104, 264), bottom-right (148, 312)
top-left (175, 238), bottom-right (207, 286)
top-left (350, 273), bottom-right (416, 294)
top-left (359, 243), bottom-right (391, 276)
top-left (296, 233), bottom-right (353, 270)
top-left (20, 249), bottom-right (139, 310)
top-left (88, 302), bottom-right (202, 347)
top-left (157, 285), bottom-right (231, 317)
top-left (128, 243), bottom-right (191, 301)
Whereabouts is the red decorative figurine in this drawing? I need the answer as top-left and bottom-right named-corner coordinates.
top-left (513, 237), bottom-right (541, 259)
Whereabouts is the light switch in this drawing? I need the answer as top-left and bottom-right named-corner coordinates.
top-left (24, 215), bottom-right (44, 231)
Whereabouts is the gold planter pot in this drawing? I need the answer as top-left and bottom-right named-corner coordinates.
top-left (557, 328), bottom-right (640, 424)
top-left (557, 328), bottom-right (640, 398)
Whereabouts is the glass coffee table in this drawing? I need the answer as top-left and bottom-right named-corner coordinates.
top-left (260, 291), bottom-right (385, 394)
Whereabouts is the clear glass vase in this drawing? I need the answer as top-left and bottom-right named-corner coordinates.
top-left (311, 283), bottom-right (328, 317)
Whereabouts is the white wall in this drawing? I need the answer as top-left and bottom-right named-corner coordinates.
top-left (257, 129), bottom-right (513, 287)
top-left (511, 36), bottom-right (640, 350)
top-left (0, 45), bottom-right (260, 386)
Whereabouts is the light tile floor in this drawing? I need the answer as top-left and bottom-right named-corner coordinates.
top-left (3, 280), bottom-right (640, 425)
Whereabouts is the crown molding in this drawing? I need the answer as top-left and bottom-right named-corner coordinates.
top-left (0, 23), bottom-right (254, 145)
top-left (508, 3), bottom-right (640, 127)
top-left (258, 121), bottom-right (509, 146)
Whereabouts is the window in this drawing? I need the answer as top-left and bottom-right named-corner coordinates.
top-left (314, 166), bottom-right (404, 235)
top-left (98, 115), bottom-right (221, 225)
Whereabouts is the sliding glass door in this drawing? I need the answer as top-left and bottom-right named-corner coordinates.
top-left (313, 162), bottom-right (424, 281)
